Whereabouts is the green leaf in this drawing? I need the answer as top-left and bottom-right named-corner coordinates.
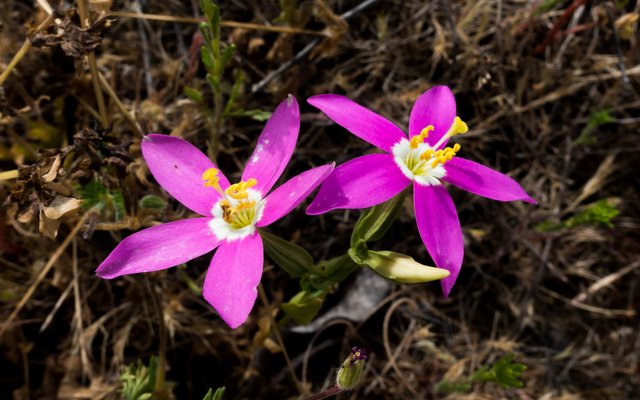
top-left (575, 109), bottom-right (615, 146)
top-left (228, 109), bottom-right (272, 122)
top-left (199, 0), bottom-right (217, 24)
top-left (307, 254), bottom-right (359, 290)
top-left (220, 44), bottom-right (237, 68)
top-left (434, 379), bottom-right (472, 394)
top-left (281, 289), bottom-right (325, 325)
top-left (184, 86), bottom-right (204, 104)
top-left (206, 73), bottom-right (219, 89)
top-left (224, 70), bottom-right (244, 115)
top-left (350, 190), bottom-right (405, 248)
top-left (120, 357), bottom-right (157, 400)
top-left (138, 195), bottom-right (167, 210)
top-left (565, 200), bottom-right (619, 229)
top-left (492, 354), bottom-right (527, 388)
top-left (202, 387), bottom-right (225, 400)
top-left (470, 354), bottom-right (527, 389)
top-left (199, 22), bottom-right (213, 45)
top-left (78, 178), bottom-right (125, 221)
top-left (260, 230), bottom-right (314, 278)
top-left (201, 46), bottom-right (215, 71)
top-left (536, 200), bottom-right (619, 232)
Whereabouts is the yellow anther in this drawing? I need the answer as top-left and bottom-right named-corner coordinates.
top-left (202, 167), bottom-right (223, 193)
top-left (225, 178), bottom-right (258, 200)
top-left (448, 116), bottom-right (468, 136)
top-left (419, 125), bottom-right (434, 139)
top-left (420, 149), bottom-right (435, 161)
top-left (409, 135), bottom-right (423, 149)
top-left (411, 125), bottom-right (434, 149)
top-left (453, 143), bottom-right (461, 152)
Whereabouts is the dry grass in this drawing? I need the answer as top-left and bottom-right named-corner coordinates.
top-left (1, 0), bottom-right (639, 399)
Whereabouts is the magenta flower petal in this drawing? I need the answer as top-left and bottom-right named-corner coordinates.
top-left (414, 184), bottom-right (463, 297)
top-left (203, 233), bottom-right (263, 329)
top-left (307, 154), bottom-right (410, 214)
top-left (257, 164), bottom-right (335, 227)
top-left (308, 94), bottom-right (406, 153)
top-left (443, 157), bottom-right (536, 204)
top-left (142, 134), bottom-right (230, 216)
top-left (408, 86), bottom-right (456, 149)
top-left (241, 96), bottom-right (300, 195)
top-left (96, 218), bottom-right (219, 279)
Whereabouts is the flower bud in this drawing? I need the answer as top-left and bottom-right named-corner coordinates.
top-left (336, 347), bottom-right (367, 390)
top-left (361, 250), bottom-right (449, 283)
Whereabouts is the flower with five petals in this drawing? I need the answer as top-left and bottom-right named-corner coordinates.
top-left (306, 86), bottom-right (535, 296)
top-left (97, 96), bottom-right (334, 328)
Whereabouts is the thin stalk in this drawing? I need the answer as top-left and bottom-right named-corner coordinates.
top-left (258, 284), bottom-right (306, 396)
top-left (109, 11), bottom-right (327, 36)
top-left (146, 276), bottom-right (167, 399)
top-left (98, 72), bottom-right (143, 137)
top-left (77, 0), bottom-right (109, 128)
top-left (303, 386), bottom-right (342, 400)
top-left (0, 14), bottom-right (55, 86)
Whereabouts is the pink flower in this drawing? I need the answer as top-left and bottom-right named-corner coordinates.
top-left (306, 86), bottom-right (535, 296)
top-left (97, 96), bottom-right (334, 328)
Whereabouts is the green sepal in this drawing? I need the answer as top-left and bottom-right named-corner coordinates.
top-left (281, 289), bottom-right (326, 325)
top-left (260, 230), bottom-right (314, 278)
top-left (350, 190), bottom-right (405, 248)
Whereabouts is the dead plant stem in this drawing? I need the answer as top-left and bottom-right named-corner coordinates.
top-left (109, 11), bottom-right (326, 36)
top-left (77, 0), bottom-right (109, 128)
top-left (146, 276), bottom-right (167, 398)
top-left (98, 72), bottom-right (144, 137)
top-left (258, 284), bottom-right (305, 396)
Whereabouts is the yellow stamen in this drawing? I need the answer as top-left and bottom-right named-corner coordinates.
top-left (409, 135), bottom-right (423, 149)
top-left (419, 149), bottom-right (435, 161)
top-left (202, 167), bottom-right (224, 194)
top-left (410, 125), bottom-right (434, 149)
top-left (225, 178), bottom-right (258, 200)
top-left (428, 144), bottom-right (461, 168)
top-left (419, 125), bottom-right (434, 139)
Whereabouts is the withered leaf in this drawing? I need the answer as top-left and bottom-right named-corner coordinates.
top-left (30, 14), bottom-right (112, 57)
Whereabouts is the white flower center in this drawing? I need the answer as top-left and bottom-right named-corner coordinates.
top-left (391, 139), bottom-right (447, 186)
top-left (209, 188), bottom-right (266, 241)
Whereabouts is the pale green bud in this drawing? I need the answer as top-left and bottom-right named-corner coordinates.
top-left (336, 347), bottom-right (367, 390)
top-left (360, 250), bottom-right (450, 283)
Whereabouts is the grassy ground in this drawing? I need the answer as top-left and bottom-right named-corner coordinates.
top-left (1, 0), bottom-right (639, 399)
